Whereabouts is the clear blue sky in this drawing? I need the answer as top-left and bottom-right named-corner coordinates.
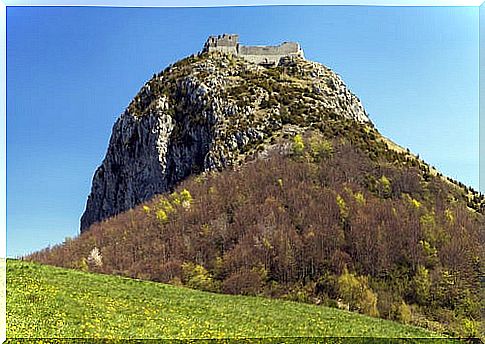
top-left (7, 5), bottom-right (479, 257)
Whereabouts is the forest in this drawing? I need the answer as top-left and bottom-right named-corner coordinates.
top-left (27, 122), bottom-right (484, 338)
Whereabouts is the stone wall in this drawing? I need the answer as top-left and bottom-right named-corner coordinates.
top-left (202, 35), bottom-right (304, 66)
top-left (237, 42), bottom-right (304, 66)
top-left (204, 34), bottom-right (238, 54)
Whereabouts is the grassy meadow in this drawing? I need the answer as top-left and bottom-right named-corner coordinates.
top-left (5, 259), bottom-right (450, 342)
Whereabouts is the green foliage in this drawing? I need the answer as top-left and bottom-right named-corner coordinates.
top-left (277, 178), bottom-right (284, 188)
top-left (354, 192), bottom-right (366, 205)
top-left (309, 136), bottom-right (333, 162)
top-left (180, 189), bottom-right (193, 209)
top-left (182, 262), bottom-right (218, 292)
top-left (336, 270), bottom-right (361, 309)
top-left (283, 285), bottom-right (312, 303)
top-left (420, 212), bottom-right (437, 243)
top-left (291, 134), bottom-right (305, 156)
top-left (159, 199), bottom-right (175, 214)
top-left (460, 318), bottom-right (480, 338)
top-left (397, 301), bottom-right (412, 325)
top-left (336, 194), bottom-right (349, 220)
top-left (360, 288), bottom-right (380, 317)
top-left (74, 258), bottom-right (89, 272)
top-left (156, 209), bottom-right (168, 222)
top-left (444, 208), bottom-right (454, 224)
top-left (7, 259), bottom-right (437, 339)
top-left (419, 240), bottom-right (438, 267)
top-left (180, 189), bottom-right (192, 202)
top-left (337, 269), bottom-right (379, 317)
top-left (412, 265), bottom-right (431, 305)
top-left (170, 191), bottom-right (182, 205)
top-left (379, 175), bottom-right (392, 198)
top-left (410, 197), bottom-right (422, 209)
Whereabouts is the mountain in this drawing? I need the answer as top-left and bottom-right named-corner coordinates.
top-left (80, 42), bottom-right (369, 231)
top-left (28, 36), bottom-right (484, 338)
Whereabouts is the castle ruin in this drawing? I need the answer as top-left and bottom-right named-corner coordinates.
top-left (202, 34), bottom-right (304, 67)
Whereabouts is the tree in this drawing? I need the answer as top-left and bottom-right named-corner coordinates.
top-left (292, 134), bottom-right (305, 156)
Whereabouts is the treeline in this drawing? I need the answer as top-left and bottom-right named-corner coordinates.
top-left (27, 132), bottom-right (484, 337)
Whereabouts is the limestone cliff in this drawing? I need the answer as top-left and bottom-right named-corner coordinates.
top-left (80, 52), bottom-right (370, 232)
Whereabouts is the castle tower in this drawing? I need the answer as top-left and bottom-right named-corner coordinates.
top-left (203, 34), bottom-right (239, 54)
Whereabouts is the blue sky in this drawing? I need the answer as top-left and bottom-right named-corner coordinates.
top-left (6, 5), bottom-right (479, 257)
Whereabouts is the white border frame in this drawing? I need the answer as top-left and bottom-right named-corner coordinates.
top-left (1, 1), bottom-right (482, 343)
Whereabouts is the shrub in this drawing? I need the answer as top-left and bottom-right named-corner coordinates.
top-left (283, 286), bottom-right (312, 303)
top-left (412, 265), bottom-right (431, 305)
top-left (397, 301), bottom-right (412, 324)
top-left (337, 269), bottom-right (379, 317)
top-left (182, 262), bottom-right (218, 292)
top-left (157, 260), bottom-right (182, 283)
top-left (459, 318), bottom-right (480, 338)
top-left (379, 175), bottom-right (392, 198)
top-left (360, 288), bottom-right (379, 317)
top-left (156, 209), bottom-right (168, 222)
top-left (180, 189), bottom-right (193, 202)
top-left (222, 270), bottom-right (262, 295)
top-left (354, 192), bottom-right (366, 205)
top-left (158, 199), bottom-right (175, 214)
top-left (74, 258), bottom-right (89, 272)
top-left (292, 134), bottom-right (305, 156)
top-left (87, 247), bottom-right (103, 268)
top-left (309, 136), bottom-right (333, 161)
top-left (336, 195), bottom-right (349, 220)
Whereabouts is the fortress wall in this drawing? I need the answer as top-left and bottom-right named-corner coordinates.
top-left (238, 42), bottom-right (301, 56)
top-left (202, 35), bottom-right (304, 66)
top-left (206, 45), bottom-right (237, 54)
top-left (240, 55), bottom-right (281, 65)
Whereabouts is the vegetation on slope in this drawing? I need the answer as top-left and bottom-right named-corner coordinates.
top-left (28, 123), bottom-right (484, 338)
top-left (7, 259), bottom-right (440, 340)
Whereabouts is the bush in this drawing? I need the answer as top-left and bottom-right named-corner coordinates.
top-left (412, 265), bottom-right (430, 305)
top-left (156, 209), bottom-right (169, 222)
top-left (336, 195), bottom-right (349, 220)
top-left (182, 262), bottom-right (218, 292)
top-left (360, 288), bottom-right (379, 317)
top-left (309, 136), bottom-right (333, 162)
top-left (222, 270), bottom-right (262, 295)
top-left (292, 134), bottom-right (305, 156)
top-left (337, 269), bottom-right (379, 317)
top-left (459, 318), bottom-right (480, 338)
top-left (378, 175), bottom-right (392, 198)
top-left (283, 286), bottom-right (312, 303)
top-left (397, 301), bottom-right (412, 324)
top-left (157, 260), bottom-right (182, 283)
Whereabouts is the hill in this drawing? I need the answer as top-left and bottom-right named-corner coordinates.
top-left (27, 40), bottom-right (484, 338)
top-left (7, 259), bottom-right (439, 340)
top-left (79, 48), bottom-right (370, 232)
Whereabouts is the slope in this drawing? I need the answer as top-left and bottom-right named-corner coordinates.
top-left (7, 259), bottom-right (438, 340)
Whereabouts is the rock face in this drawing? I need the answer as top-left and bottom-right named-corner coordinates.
top-left (80, 51), bottom-right (370, 232)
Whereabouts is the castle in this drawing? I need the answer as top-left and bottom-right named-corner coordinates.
top-left (202, 34), bottom-right (305, 67)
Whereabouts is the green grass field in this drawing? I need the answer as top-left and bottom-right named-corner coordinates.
top-left (7, 259), bottom-right (446, 341)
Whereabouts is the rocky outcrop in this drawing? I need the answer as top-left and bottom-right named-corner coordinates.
top-left (80, 52), bottom-right (370, 232)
